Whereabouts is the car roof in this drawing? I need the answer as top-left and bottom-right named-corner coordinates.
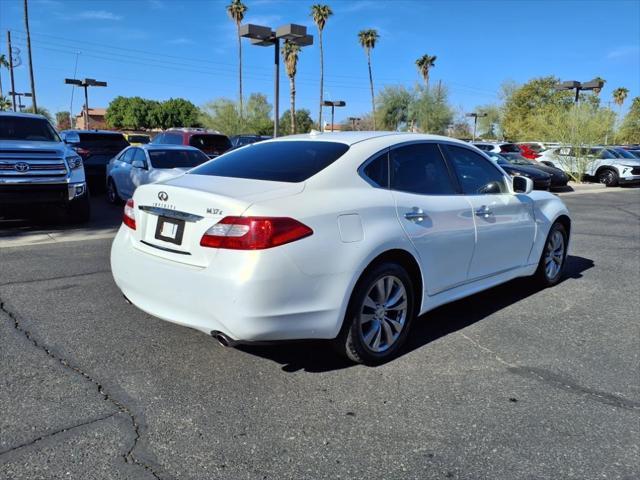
top-left (137, 144), bottom-right (201, 152)
top-left (275, 131), bottom-right (471, 147)
top-left (61, 129), bottom-right (124, 135)
top-left (0, 111), bottom-right (49, 120)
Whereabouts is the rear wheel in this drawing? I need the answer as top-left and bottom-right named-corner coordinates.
top-left (597, 168), bottom-right (619, 187)
top-left (335, 262), bottom-right (415, 365)
top-left (534, 222), bottom-right (567, 287)
top-left (106, 178), bottom-right (122, 204)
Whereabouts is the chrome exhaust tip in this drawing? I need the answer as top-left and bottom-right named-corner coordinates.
top-left (211, 331), bottom-right (237, 347)
top-left (123, 294), bottom-right (132, 305)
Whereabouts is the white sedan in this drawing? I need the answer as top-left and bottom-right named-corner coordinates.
top-left (111, 132), bottom-right (571, 364)
top-left (106, 144), bottom-right (210, 203)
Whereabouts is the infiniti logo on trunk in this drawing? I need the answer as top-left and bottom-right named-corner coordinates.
top-left (158, 191), bottom-right (169, 201)
top-left (14, 162), bottom-right (30, 172)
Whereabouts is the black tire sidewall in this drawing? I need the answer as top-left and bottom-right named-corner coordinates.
top-left (340, 262), bottom-right (416, 365)
top-left (598, 168), bottom-right (618, 187)
top-left (536, 222), bottom-right (567, 287)
top-left (106, 178), bottom-right (119, 204)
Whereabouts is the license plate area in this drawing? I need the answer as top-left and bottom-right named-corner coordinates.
top-left (154, 216), bottom-right (185, 245)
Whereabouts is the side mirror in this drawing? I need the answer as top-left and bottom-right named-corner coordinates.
top-left (132, 159), bottom-right (147, 169)
top-left (513, 176), bottom-right (533, 194)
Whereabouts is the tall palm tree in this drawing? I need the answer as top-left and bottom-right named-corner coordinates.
top-left (358, 29), bottom-right (379, 130)
top-left (282, 40), bottom-right (301, 134)
top-left (311, 4), bottom-right (333, 129)
top-left (592, 76), bottom-right (606, 96)
top-left (613, 87), bottom-right (629, 107)
top-left (0, 54), bottom-right (9, 100)
top-left (415, 54), bottom-right (437, 88)
top-left (226, 0), bottom-right (247, 119)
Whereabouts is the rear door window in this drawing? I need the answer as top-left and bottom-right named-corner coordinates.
top-left (190, 141), bottom-right (350, 182)
top-left (120, 148), bottom-right (135, 164)
top-left (442, 144), bottom-right (508, 194)
top-left (361, 151), bottom-right (389, 188)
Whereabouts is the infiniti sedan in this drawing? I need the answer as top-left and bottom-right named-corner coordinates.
top-left (111, 133), bottom-right (571, 364)
top-left (106, 144), bottom-right (210, 203)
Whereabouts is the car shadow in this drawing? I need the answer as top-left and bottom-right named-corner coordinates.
top-left (238, 255), bottom-right (595, 373)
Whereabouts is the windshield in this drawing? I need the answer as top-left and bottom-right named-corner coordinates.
top-left (128, 135), bottom-right (150, 144)
top-left (0, 116), bottom-right (60, 142)
top-left (148, 149), bottom-right (209, 169)
top-left (612, 148), bottom-right (636, 159)
top-left (189, 134), bottom-right (232, 154)
top-left (190, 140), bottom-right (350, 182)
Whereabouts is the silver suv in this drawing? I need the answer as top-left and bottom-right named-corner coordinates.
top-left (0, 112), bottom-right (90, 222)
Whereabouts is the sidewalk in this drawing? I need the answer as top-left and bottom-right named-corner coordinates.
top-left (554, 182), bottom-right (639, 196)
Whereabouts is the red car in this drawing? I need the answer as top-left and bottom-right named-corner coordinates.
top-left (518, 143), bottom-right (543, 161)
top-left (151, 128), bottom-right (232, 158)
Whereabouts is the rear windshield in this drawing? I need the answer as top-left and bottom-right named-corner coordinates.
top-left (190, 140), bottom-right (350, 182)
top-left (500, 143), bottom-right (521, 153)
top-left (149, 149), bottom-right (209, 169)
top-left (128, 135), bottom-right (150, 144)
top-left (189, 134), bottom-right (232, 152)
top-left (0, 116), bottom-right (60, 142)
top-left (78, 133), bottom-right (129, 150)
top-left (612, 148), bottom-right (636, 159)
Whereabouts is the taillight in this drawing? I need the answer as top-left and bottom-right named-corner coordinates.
top-left (73, 147), bottom-right (90, 158)
top-left (123, 198), bottom-right (136, 230)
top-left (200, 216), bottom-right (313, 250)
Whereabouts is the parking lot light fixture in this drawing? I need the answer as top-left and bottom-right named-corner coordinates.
top-left (466, 112), bottom-right (488, 142)
top-left (241, 23), bottom-right (313, 137)
top-left (348, 116), bottom-right (361, 130)
top-left (8, 91), bottom-right (32, 112)
top-left (64, 78), bottom-right (107, 130)
top-left (323, 100), bottom-right (346, 132)
top-left (555, 79), bottom-right (604, 104)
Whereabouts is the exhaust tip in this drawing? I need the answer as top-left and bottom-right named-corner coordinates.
top-left (123, 294), bottom-right (132, 305)
top-left (211, 331), bottom-right (236, 347)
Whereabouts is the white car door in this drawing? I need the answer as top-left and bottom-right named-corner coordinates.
top-left (441, 144), bottom-right (536, 280)
top-left (383, 143), bottom-right (476, 295)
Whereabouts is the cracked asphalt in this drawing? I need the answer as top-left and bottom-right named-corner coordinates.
top-left (0, 190), bottom-right (638, 480)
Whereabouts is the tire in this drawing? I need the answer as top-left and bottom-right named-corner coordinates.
top-left (597, 168), bottom-right (619, 187)
top-left (533, 222), bottom-right (567, 287)
top-left (106, 178), bottom-right (122, 205)
top-left (67, 194), bottom-right (91, 224)
top-left (334, 262), bottom-right (416, 365)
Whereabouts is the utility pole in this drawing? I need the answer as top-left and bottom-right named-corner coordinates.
top-left (23, 0), bottom-right (37, 112)
top-left (7, 31), bottom-right (17, 111)
top-left (64, 78), bottom-right (107, 129)
top-left (10, 91), bottom-right (32, 112)
top-left (69, 51), bottom-right (80, 128)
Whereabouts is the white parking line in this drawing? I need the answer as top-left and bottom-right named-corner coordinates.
top-left (0, 228), bottom-right (118, 249)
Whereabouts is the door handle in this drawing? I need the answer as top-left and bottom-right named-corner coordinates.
top-left (475, 205), bottom-right (493, 218)
top-left (404, 208), bottom-right (426, 222)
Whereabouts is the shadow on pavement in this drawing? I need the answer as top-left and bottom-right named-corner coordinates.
top-left (239, 255), bottom-right (595, 373)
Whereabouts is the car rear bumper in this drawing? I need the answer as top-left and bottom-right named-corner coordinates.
top-left (110, 227), bottom-right (349, 342)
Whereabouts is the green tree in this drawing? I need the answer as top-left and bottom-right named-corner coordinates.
top-left (0, 96), bottom-right (11, 111)
top-left (226, 0), bottom-right (247, 119)
top-left (616, 97), bottom-right (640, 144)
top-left (282, 40), bottom-right (301, 134)
top-left (448, 121), bottom-right (472, 139)
top-left (278, 109), bottom-right (315, 135)
top-left (200, 98), bottom-right (241, 135)
top-left (105, 96), bottom-right (150, 130)
top-left (311, 4), bottom-right (333, 129)
top-left (55, 111), bottom-right (71, 130)
top-left (409, 85), bottom-right (453, 134)
top-left (375, 85), bottom-right (413, 131)
top-left (612, 87), bottom-right (629, 116)
top-left (245, 93), bottom-right (273, 135)
top-left (0, 54), bottom-right (9, 100)
top-left (358, 29), bottom-right (379, 130)
top-left (474, 104), bottom-right (501, 139)
top-left (23, 106), bottom-right (53, 122)
top-left (160, 98), bottom-right (200, 129)
top-left (415, 54), bottom-right (437, 88)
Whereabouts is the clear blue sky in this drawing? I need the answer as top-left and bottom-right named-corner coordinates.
top-left (1, 0), bottom-right (638, 124)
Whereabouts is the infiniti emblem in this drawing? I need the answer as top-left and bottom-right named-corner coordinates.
top-left (158, 191), bottom-right (169, 201)
top-left (14, 162), bottom-right (30, 172)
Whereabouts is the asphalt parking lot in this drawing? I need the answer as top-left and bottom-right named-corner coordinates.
top-left (0, 189), bottom-right (638, 480)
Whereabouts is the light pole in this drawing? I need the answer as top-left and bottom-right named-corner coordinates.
top-left (348, 116), bottom-right (361, 131)
top-left (466, 112), bottom-right (487, 142)
top-left (9, 91), bottom-right (32, 112)
top-left (240, 23), bottom-right (313, 137)
top-left (323, 100), bottom-right (346, 132)
top-left (64, 78), bottom-right (107, 129)
top-left (555, 79), bottom-right (604, 103)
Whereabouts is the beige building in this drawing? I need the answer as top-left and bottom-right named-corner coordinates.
top-left (75, 108), bottom-right (107, 130)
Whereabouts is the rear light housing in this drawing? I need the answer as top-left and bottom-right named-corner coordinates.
top-left (123, 198), bottom-right (136, 230)
top-left (73, 146), bottom-right (90, 158)
top-left (200, 216), bottom-right (313, 250)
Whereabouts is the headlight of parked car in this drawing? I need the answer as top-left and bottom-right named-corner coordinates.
top-left (65, 155), bottom-right (83, 170)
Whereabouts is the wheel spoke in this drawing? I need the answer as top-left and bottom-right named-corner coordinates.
top-left (386, 300), bottom-right (407, 311)
top-left (385, 316), bottom-right (403, 332)
top-left (375, 279), bottom-right (386, 303)
top-left (385, 287), bottom-right (404, 309)
top-left (363, 322), bottom-right (379, 346)
top-left (360, 313), bottom-right (375, 324)
top-left (381, 319), bottom-right (395, 346)
top-left (371, 324), bottom-right (382, 350)
top-left (363, 295), bottom-right (377, 311)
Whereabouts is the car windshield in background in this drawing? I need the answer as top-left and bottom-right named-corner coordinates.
top-left (500, 144), bottom-right (521, 153)
top-left (128, 135), bottom-right (150, 144)
top-left (78, 133), bottom-right (129, 150)
top-left (611, 148), bottom-right (637, 159)
top-left (189, 135), bottom-right (232, 152)
top-left (0, 116), bottom-right (60, 142)
top-left (503, 154), bottom-right (534, 165)
top-left (190, 141), bottom-right (350, 183)
top-left (149, 149), bottom-right (209, 169)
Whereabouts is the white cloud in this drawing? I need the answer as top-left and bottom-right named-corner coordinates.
top-left (167, 37), bottom-right (194, 45)
top-left (75, 10), bottom-right (122, 21)
top-left (607, 45), bottom-right (640, 59)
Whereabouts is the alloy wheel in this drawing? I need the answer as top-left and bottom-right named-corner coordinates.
top-left (544, 229), bottom-right (565, 280)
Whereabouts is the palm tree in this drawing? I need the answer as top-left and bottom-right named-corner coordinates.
top-left (226, 0), bottom-right (248, 119)
top-left (613, 87), bottom-right (629, 108)
top-left (358, 29), bottom-right (379, 130)
top-left (592, 76), bottom-right (606, 96)
top-left (282, 40), bottom-right (301, 134)
top-left (0, 96), bottom-right (11, 112)
top-left (415, 54), bottom-right (437, 88)
top-left (0, 54), bottom-right (9, 100)
top-left (311, 4), bottom-right (333, 130)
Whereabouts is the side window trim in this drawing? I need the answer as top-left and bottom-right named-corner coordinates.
top-left (358, 148), bottom-right (390, 189)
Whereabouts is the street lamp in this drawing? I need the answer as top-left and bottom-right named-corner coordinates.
top-left (240, 23), bottom-right (313, 137)
top-left (348, 116), bottom-right (361, 131)
top-left (8, 91), bottom-right (32, 112)
top-left (323, 100), bottom-right (346, 132)
top-left (64, 78), bottom-right (107, 130)
top-left (466, 112), bottom-right (488, 142)
top-left (555, 79), bottom-right (604, 103)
